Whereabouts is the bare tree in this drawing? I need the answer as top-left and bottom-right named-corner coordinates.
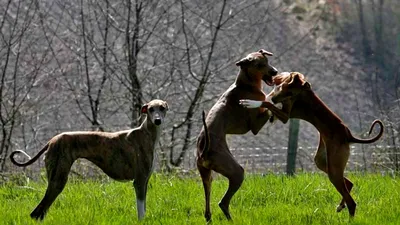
top-left (113, 0), bottom-right (167, 127)
top-left (167, 0), bottom-right (279, 167)
top-left (0, 0), bottom-right (52, 170)
top-left (5, 0), bottom-right (399, 175)
top-left (168, 0), bottom-right (228, 167)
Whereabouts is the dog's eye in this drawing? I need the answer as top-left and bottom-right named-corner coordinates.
top-left (256, 63), bottom-right (264, 68)
top-left (159, 106), bottom-right (165, 111)
top-left (149, 107), bottom-right (154, 112)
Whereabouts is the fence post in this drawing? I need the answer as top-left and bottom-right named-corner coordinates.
top-left (287, 119), bottom-right (300, 176)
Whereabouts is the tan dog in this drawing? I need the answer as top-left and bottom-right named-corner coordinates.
top-left (196, 49), bottom-right (278, 222)
top-left (240, 72), bottom-right (384, 217)
top-left (10, 99), bottom-right (169, 220)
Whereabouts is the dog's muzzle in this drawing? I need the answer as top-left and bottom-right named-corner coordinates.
top-left (154, 118), bottom-right (162, 125)
top-left (270, 66), bottom-right (278, 76)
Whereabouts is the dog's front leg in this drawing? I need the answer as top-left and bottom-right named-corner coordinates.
top-left (240, 99), bottom-right (289, 127)
top-left (260, 101), bottom-right (290, 123)
top-left (250, 110), bottom-right (272, 135)
top-left (133, 175), bottom-right (150, 220)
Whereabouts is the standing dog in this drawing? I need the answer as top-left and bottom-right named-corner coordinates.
top-left (240, 72), bottom-right (384, 217)
top-left (10, 99), bottom-right (169, 220)
top-left (196, 49), bottom-right (278, 222)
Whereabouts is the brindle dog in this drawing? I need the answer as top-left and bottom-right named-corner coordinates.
top-left (10, 99), bottom-right (169, 220)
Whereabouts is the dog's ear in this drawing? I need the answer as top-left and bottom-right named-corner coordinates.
top-left (163, 102), bottom-right (169, 111)
top-left (289, 72), bottom-right (305, 86)
top-left (288, 73), bottom-right (300, 85)
top-left (303, 81), bottom-right (311, 89)
top-left (141, 104), bottom-right (148, 114)
top-left (258, 49), bottom-right (273, 56)
top-left (235, 56), bottom-right (252, 67)
top-left (289, 73), bottom-right (310, 89)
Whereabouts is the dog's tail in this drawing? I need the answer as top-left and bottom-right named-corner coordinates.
top-left (349, 120), bottom-right (384, 144)
top-left (200, 110), bottom-right (210, 158)
top-left (10, 143), bottom-right (49, 167)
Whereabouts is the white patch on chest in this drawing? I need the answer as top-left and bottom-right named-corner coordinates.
top-left (150, 126), bottom-right (161, 172)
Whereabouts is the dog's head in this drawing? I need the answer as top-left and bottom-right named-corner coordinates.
top-left (141, 99), bottom-right (169, 126)
top-left (235, 49), bottom-right (278, 86)
top-left (270, 72), bottom-right (311, 104)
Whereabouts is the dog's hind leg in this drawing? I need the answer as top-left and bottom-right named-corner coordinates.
top-left (212, 151), bottom-right (244, 221)
top-left (314, 137), bottom-right (328, 173)
top-left (326, 144), bottom-right (356, 217)
top-left (336, 178), bottom-right (353, 212)
top-left (197, 164), bottom-right (213, 222)
top-left (31, 158), bottom-right (72, 220)
top-left (327, 171), bottom-right (356, 217)
top-left (314, 137), bottom-right (353, 213)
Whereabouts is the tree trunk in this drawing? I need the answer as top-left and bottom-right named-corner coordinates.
top-left (126, 0), bottom-right (143, 128)
top-left (356, 0), bottom-right (372, 60)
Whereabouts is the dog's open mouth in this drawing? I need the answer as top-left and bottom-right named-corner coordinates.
top-left (264, 76), bottom-right (274, 86)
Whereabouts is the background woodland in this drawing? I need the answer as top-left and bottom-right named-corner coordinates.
top-left (1, 0), bottom-right (399, 175)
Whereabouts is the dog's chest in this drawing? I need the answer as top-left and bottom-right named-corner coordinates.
top-left (131, 142), bottom-right (156, 171)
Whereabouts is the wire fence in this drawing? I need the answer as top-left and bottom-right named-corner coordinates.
top-left (5, 145), bottom-right (399, 180)
top-left (177, 145), bottom-right (400, 174)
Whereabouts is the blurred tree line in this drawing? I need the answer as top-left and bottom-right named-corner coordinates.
top-left (1, 0), bottom-right (399, 173)
top-left (333, 0), bottom-right (400, 171)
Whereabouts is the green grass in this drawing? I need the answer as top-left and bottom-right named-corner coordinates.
top-left (1, 172), bottom-right (399, 224)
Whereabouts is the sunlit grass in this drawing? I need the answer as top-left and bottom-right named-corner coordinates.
top-left (1, 172), bottom-right (399, 224)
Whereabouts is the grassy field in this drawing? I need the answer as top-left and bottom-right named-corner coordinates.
top-left (1, 172), bottom-right (399, 225)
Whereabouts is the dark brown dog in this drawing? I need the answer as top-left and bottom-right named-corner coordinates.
top-left (10, 99), bottom-right (169, 220)
top-left (196, 49), bottom-right (278, 221)
top-left (240, 72), bottom-right (384, 217)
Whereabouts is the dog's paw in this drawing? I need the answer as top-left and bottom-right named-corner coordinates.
top-left (336, 204), bottom-right (346, 212)
top-left (239, 99), bottom-right (262, 108)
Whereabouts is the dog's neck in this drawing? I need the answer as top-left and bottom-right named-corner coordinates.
top-left (141, 116), bottom-right (161, 145)
top-left (235, 70), bottom-right (262, 89)
top-left (290, 90), bottom-right (345, 135)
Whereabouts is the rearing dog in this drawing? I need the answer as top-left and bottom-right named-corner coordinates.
top-left (240, 72), bottom-right (384, 217)
top-left (196, 49), bottom-right (278, 222)
top-left (10, 99), bottom-right (169, 220)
